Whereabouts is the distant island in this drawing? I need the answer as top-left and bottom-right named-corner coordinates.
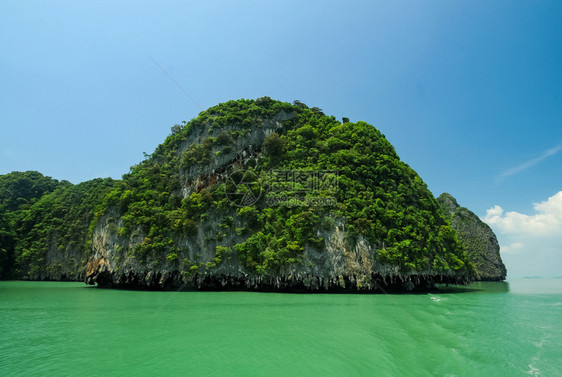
top-left (437, 193), bottom-right (506, 281)
top-left (0, 98), bottom-right (506, 291)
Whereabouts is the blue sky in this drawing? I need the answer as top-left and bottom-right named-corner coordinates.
top-left (1, 1), bottom-right (561, 277)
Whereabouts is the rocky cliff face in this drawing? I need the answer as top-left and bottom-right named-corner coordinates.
top-left (437, 193), bottom-right (507, 281)
top-left (87, 212), bottom-right (465, 292)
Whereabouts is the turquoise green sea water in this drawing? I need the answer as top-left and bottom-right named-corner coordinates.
top-left (1, 280), bottom-right (561, 376)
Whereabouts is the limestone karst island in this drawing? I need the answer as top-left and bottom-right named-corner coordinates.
top-left (0, 98), bottom-right (506, 291)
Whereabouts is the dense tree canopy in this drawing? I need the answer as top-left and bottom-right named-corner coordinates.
top-left (0, 173), bottom-right (116, 279)
top-left (0, 171), bottom-right (68, 278)
top-left (0, 171), bottom-right (69, 212)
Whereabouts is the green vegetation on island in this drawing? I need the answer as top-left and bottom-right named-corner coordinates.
top-left (0, 172), bottom-right (116, 280)
top-left (0, 98), bottom-right (500, 291)
top-left (0, 171), bottom-right (68, 279)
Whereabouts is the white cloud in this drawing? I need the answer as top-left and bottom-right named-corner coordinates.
top-left (483, 191), bottom-right (562, 236)
top-left (482, 191), bottom-right (562, 278)
top-left (498, 143), bottom-right (562, 180)
top-left (501, 242), bottom-right (524, 254)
